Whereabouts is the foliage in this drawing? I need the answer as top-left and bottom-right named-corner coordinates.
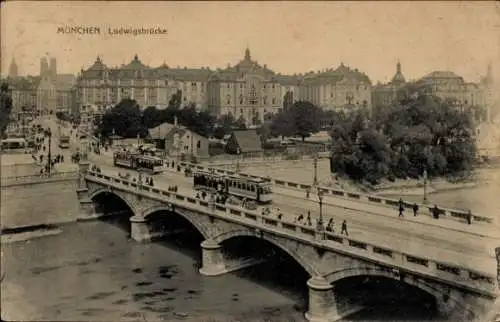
top-left (99, 98), bottom-right (146, 138)
top-left (235, 115), bottom-right (247, 130)
top-left (256, 122), bottom-right (271, 142)
top-left (98, 90), bottom-right (217, 139)
top-left (0, 83), bottom-right (13, 138)
top-left (330, 86), bottom-right (477, 184)
top-left (283, 91), bottom-right (294, 111)
top-left (270, 101), bottom-right (321, 140)
top-left (213, 113), bottom-right (236, 140)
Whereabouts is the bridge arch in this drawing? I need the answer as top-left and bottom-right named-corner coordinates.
top-left (326, 266), bottom-right (478, 320)
top-left (141, 206), bottom-right (211, 240)
top-left (90, 188), bottom-right (137, 216)
top-left (213, 229), bottom-right (318, 277)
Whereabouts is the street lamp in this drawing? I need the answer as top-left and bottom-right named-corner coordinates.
top-left (44, 127), bottom-right (52, 174)
top-left (313, 155), bottom-right (318, 187)
top-left (317, 190), bottom-right (324, 231)
top-left (423, 168), bottom-right (428, 204)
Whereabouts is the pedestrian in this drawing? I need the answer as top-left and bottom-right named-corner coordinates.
top-left (413, 203), bottom-right (419, 216)
top-left (433, 205), bottom-right (440, 219)
top-left (398, 199), bottom-right (404, 217)
top-left (467, 210), bottom-right (472, 225)
top-left (306, 188), bottom-right (310, 199)
top-left (306, 211), bottom-right (312, 226)
top-left (341, 220), bottom-right (348, 236)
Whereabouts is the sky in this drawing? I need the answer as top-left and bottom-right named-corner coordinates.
top-left (1, 1), bottom-right (500, 84)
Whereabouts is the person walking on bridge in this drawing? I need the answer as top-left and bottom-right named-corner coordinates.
top-left (412, 203), bottom-right (419, 216)
top-left (467, 210), bottom-right (472, 225)
top-left (398, 198), bottom-right (405, 217)
top-left (341, 220), bottom-right (348, 236)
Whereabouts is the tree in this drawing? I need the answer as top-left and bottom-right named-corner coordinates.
top-left (290, 101), bottom-right (322, 141)
top-left (256, 123), bottom-right (271, 143)
top-left (283, 91), bottom-right (294, 111)
top-left (99, 98), bottom-right (145, 138)
top-left (270, 110), bottom-right (294, 139)
top-left (329, 86), bottom-right (477, 183)
top-left (142, 106), bottom-right (164, 129)
top-left (235, 115), bottom-right (247, 130)
top-left (0, 83), bottom-right (13, 138)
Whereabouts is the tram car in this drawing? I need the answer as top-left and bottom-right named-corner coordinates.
top-left (113, 150), bottom-right (166, 174)
top-left (193, 170), bottom-right (272, 204)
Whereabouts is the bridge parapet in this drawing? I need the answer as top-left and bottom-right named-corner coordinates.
top-left (84, 170), bottom-right (498, 298)
top-left (1, 171), bottom-right (78, 187)
top-left (161, 160), bottom-right (496, 226)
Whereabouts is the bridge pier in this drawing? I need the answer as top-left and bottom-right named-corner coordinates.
top-left (199, 240), bottom-right (225, 276)
top-left (130, 216), bottom-right (152, 243)
top-left (305, 277), bottom-right (339, 322)
top-left (199, 239), bottom-right (265, 276)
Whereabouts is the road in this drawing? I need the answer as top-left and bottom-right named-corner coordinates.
top-left (88, 153), bottom-right (497, 276)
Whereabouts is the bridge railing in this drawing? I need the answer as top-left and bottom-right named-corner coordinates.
top-left (160, 160), bottom-right (496, 226)
top-left (85, 170), bottom-right (498, 296)
top-left (1, 171), bottom-right (79, 186)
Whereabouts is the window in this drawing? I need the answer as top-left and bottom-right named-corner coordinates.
top-left (240, 84), bottom-right (243, 89)
top-left (239, 95), bottom-right (244, 105)
top-left (227, 83), bottom-right (230, 88)
top-left (197, 140), bottom-right (201, 148)
top-left (192, 82), bottom-right (197, 87)
top-left (263, 96), bottom-right (267, 104)
top-left (272, 98), bottom-right (276, 104)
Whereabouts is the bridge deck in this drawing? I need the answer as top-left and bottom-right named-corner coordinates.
top-left (89, 164), bottom-right (497, 277)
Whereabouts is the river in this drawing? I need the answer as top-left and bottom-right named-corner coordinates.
top-left (2, 213), bottom-right (441, 322)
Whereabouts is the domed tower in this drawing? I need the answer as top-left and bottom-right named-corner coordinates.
top-left (391, 61), bottom-right (406, 86)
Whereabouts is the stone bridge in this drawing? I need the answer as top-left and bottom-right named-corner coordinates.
top-left (75, 163), bottom-right (499, 322)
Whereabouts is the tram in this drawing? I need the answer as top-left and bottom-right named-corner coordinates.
top-left (113, 150), bottom-right (166, 174)
top-left (193, 170), bottom-right (272, 204)
top-left (58, 136), bottom-right (70, 149)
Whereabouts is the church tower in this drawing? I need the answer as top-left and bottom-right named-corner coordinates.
top-left (49, 57), bottom-right (57, 78)
top-left (8, 57), bottom-right (18, 78)
top-left (40, 57), bottom-right (49, 77)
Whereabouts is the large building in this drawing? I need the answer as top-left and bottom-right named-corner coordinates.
top-left (76, 54), bottom-right (212, 112)
top-left (372, 62), bottom-right (494, 123)
top-left (298, 63), bottom-right (372, 111)
top-left (77, 49), bottom-right (300, 126)
top-left (207, 48), bottom-right (296, 125)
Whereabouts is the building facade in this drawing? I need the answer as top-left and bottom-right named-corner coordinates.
top-left (5, 56), bottom-right (76, 115)
top-left (76, 54), bottom-right (212, 113)
top-left (372, 62), bottom-right (494, 123)
top-left (76, 50), bottom-right (304, 126)
top-left (372, 62), bottom-right (406, 108)
top-left (298, 63), bottom-right (372, 112)
top-left (207, 48), bottom-right (297, 125)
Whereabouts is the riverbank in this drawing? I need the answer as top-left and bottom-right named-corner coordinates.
top-left (1, 226), bottom-right (63, 244)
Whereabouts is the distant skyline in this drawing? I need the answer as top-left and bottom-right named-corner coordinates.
top-left (1, 1), bottom-right (499, 84)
